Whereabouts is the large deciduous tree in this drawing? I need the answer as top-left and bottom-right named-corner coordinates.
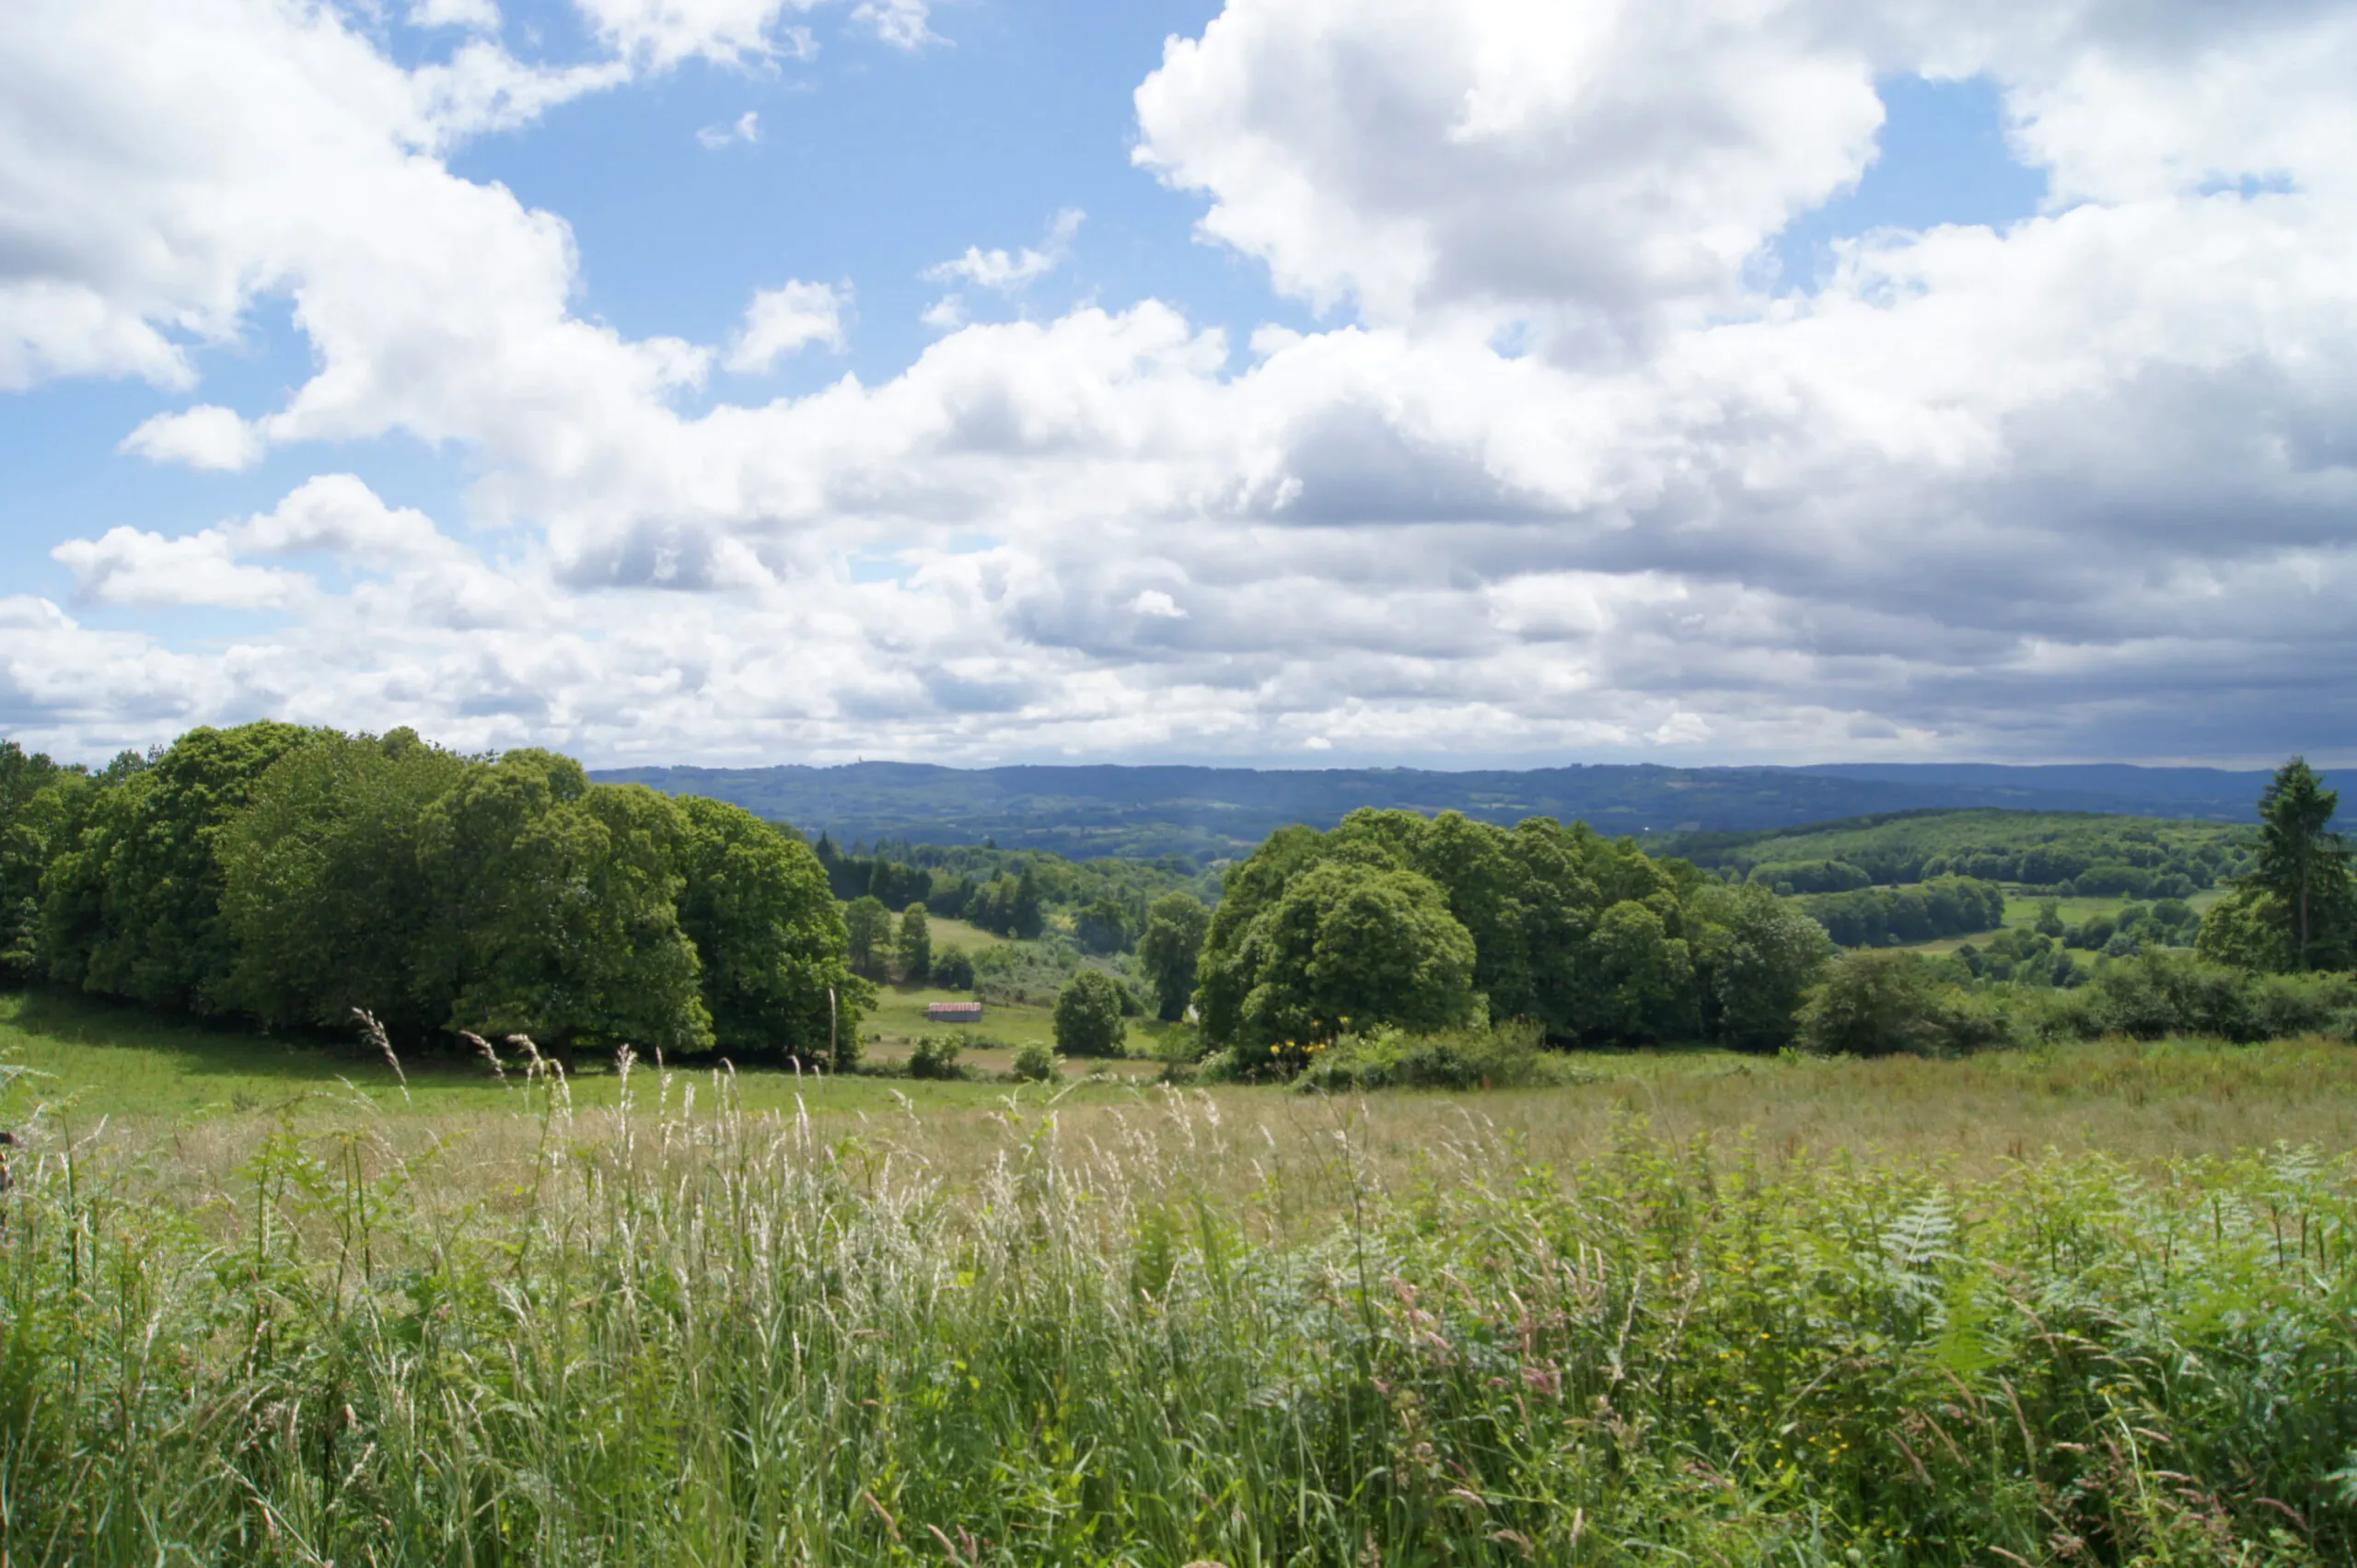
top-left (1074, 895), bottom-right (1133, 955)
top-left (1195, 807), bottom-right (1840, 1052)
top-left (673, 796), bottom-right (866, 1061)
top-left (896, 901), bottom-right (932, 984)
top-left (45, 723), bottom-right (319, 1014)
top-left (1052, 969), bottom-right (1128, 1057)
top-left (0, 743), bottom-right (85, 983)
top-left (843, 896), bottom-right (892, 979)
top-left (417, 751), bottom-right (711, 1056)
top-left (1205, 858), bottom-right (1483, 1049)
top-left (218, 728), bottom-right (466, 1038)
top-left (1688, 882), bottom-right (1833, 1051)
top-left (1138, 890), bottom-right (1211, 1021)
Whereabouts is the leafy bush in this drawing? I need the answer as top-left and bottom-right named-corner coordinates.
top-left (2247, 972), bottom-right (2357, 1040)
top-left (1010, 1040), bottom-right (1057, 1082)
top-left (970, 938), bottom-right (1083, 1005)
top-left (1797, 951), bottom-right (2016, 1058)
top-left (2026, 952), bottom-right (2357, 1043)
top-left (906, 1033), bottom-right (964, 1080)
top-left (931, 947), bottom-right (975, 990)
top-left (1293, 1020), bottom-right (1558, 1092)
top-left (1186, 1046), bottom-right (1238, 1084)
top-left (2066, 913), bottom-right (2117, 950)
top-left (1052, 969), bottom-right (1129, 1057)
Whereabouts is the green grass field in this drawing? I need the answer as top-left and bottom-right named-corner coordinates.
top-left (861, 981), bottom-right (1190, 1072)
top-left (6, 988), bottom-right (2356, 1566)
top-left (1899, 887), bottom-right (2228, 954)
top-left (1999, 887), bottom-right (2226, 929)
top-left (920, 914), bottom-right (1011, 952)
top-left (0, 988), bottom-right (1195, 1121)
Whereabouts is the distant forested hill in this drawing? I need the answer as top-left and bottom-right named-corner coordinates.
top-left (590, 761), bottom-right (2277, 863)
top-left (1656, 808), bottom-right (2250, 897)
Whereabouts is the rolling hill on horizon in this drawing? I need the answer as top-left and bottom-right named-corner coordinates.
top-left (592, 759), bottom-right (2286, 863)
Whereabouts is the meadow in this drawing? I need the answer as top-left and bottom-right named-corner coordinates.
top-left (5, 992), bottom-right (2356, 1565)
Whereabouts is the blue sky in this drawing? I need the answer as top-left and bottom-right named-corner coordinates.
top-left (2, 0), bottom-right (2350, 767)
top-left (5, 6), bottom-right (2040, 608)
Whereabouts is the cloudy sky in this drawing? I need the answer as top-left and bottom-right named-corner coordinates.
top-left (3, 0), bottom-right (2352, 769)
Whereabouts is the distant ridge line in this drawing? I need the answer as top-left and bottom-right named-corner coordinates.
top-left (590, 760), bottom-right (2278, 863)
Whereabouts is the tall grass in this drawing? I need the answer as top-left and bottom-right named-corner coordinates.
top-left (1, 1063), bottom-right (2352, 1565)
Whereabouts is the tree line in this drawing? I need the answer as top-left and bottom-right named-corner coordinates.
top-left (1182, 761), bottom-right (2349, 1069)
top-left (1794, 876), bottom-right (2007, 948)
top-left (6, 725), bottom-right (2343, 1074)
top-left (811, 835), bottom-right (1213, 943)
top-left (1192, 808), bottom-right (1832, 1056)
top-left (0, 726), bottom-right (865, 1063)
top-left (1676, 809), bottom-right (2242, 899)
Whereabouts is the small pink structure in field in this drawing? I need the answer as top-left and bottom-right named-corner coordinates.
top-left (927, 1001), bottom-right (983, 1023)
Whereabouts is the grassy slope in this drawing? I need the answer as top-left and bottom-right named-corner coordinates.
top-left (12, 1042), bottom-right (2351, 1565)
top-left (919, 914), bottom-right (1010, 952)
top-left (0, 989), bottom-right (1195, 1121)
top-left (1666, 807), bottom-right (2241, 872)
top-left (1900, 887), bottom-right (2229, 953)
top-left (9, 989), bottom-right (2357, 1178)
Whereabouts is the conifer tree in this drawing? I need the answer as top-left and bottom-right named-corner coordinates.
top-left (2243, 756), bottom-right (2353, 971)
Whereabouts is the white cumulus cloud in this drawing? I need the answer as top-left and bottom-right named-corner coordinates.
top-left (727, 281), bottom-right (848, 371)
top-left (52, 528), bottom-right (311, 611)
top-left (410, 0), bottom-right (501, 29)
top-left (119, 405), bottom-right (265, 471)
top-left (573, 0), bottom-right (817, 66)
top-left (926, 210), bottom-right (1086, 294)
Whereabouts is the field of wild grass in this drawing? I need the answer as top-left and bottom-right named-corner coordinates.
top-left (3, 995), bottom-right (2356, 1565)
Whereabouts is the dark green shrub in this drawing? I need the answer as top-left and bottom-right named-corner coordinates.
top-left (2029, 952), bottom-right (2357, 1043)
top-left (2067, 913), bottom-right (2117, 950)
top-left (2082, 952), bottom-right (2252, 1040)
top-left (1011, 1040), bottom-right (1057, 1082)
top-left (907, 1034), bottom-right (964, 1080)
top-left (932, 947), bottom-right (976, 990)
top-left (971, 939), bottom-right (1082, 1005)
top-left (1294, 1020), bottom-right (1555, 1093)
top-left (1797, 951), bottom-right (2014, 1058)
top-left (2247, 971), bottom-right (2357, 1040)
top-left (1052, 970), bottom-right (1128, 1056)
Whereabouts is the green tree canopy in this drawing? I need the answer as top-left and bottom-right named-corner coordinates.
top-left (896, 902), bottom-right (932, 984)
top-left (1198, 808), bottom-right (1742, 1049)
top-left (218, 728), bottom-right (467, 1038)
top-left (1, 744), bottom-right (87, 982)
top-left (1137, 890), bottom-right (1211, 1021)
top-left (1202, 857), bottom-right (1482, 1049)
top-left (50, 722), bottom-right (319, 1014)
top-left (417, 752), bottom-right (711, 1055)
top-left (1795, 950), bottom-right (2005, 1058)
top-left (673, 796), bottom-right (865, 1061)
top-left (1689, 882), bottom-right (1832, 1051)
top-left (1074, 895), bottom-right (1133, 955)
top-left (2239, 757), bottom-right (2353, 971)
top-left (843, 896), bottom-right (892, 979)
top-left (931, 947), bottom-right (975, 990)
top-left (1051, 968), bottom-right (1128, 1057)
